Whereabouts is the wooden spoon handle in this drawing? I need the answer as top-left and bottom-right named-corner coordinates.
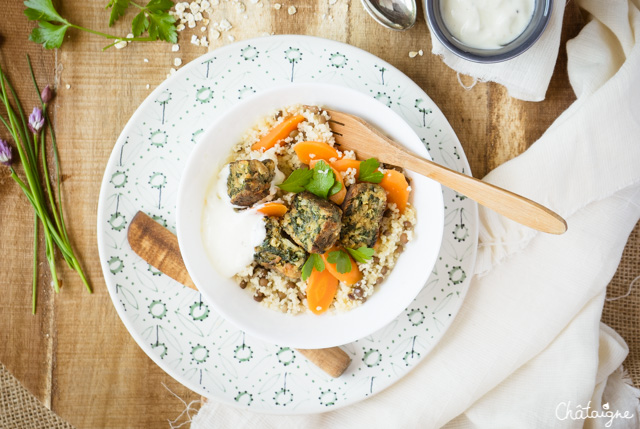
top-left (127, 211), bottom-right (352, 377)
top-left (398, 153), bottom-right (567, 234)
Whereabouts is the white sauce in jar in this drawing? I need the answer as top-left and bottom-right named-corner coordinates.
top-left (441, 0), bottom-right (535, 50)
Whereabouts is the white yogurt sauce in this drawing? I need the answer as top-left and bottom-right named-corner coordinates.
top-left (441, 0), bottom-right (535, 50)
top-left (202, 154), bottom-right (284, 278)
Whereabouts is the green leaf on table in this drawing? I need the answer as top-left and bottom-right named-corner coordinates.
top-left (131, 11), bottom-right (149, 36)
top-left (24, 0), bottom-right (68, 23)
top-left (346, 246), bottom-right (375, 263)
top-left (304, 160), bottom-right (335, 199)
top-left (301, 254), bottom-right (325, 281)
top-left (358, 158), bottom-right (384, 183)
top-left (278, 168), bottom-right (314, 193)
top-left (327, 250), bottom-right (352, 274)
top-left (147, 9), bottom-right (177, 43)
top-left (29, 21), bottom-right (70, 49)
top-left (106, 0), bottom-right (130, 26)
top-left (145, 0), bottom-right (175, 12)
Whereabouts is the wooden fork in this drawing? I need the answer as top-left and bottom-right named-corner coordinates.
top-left (325, 109), bottom-right (567, 235)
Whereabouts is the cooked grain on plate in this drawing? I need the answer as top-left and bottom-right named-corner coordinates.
top-left (211, 104), bottom-right (416, 315)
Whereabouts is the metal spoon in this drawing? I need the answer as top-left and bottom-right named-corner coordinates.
top-left (360, 0), bottom-right (417, 30)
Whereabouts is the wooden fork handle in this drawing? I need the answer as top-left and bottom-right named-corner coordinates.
top-left (394, 149), bottom-right (567, 234)
top-left (326, 109), bottom-right (566, 234)
top-left (127, 211), bottom-right (352, 378)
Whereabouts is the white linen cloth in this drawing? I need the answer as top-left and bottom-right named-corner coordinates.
top-left (430, 0), bottom-right (566, 101)
top-left (192, 1), bottom-right (640, 427)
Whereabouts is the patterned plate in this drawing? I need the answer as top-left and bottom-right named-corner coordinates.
top-left (97, 35), bottom-right (478, 414)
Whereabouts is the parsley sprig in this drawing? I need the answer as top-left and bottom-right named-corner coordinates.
top-left (345, 246), bottom-right (375, 263)
top-left (278, 160), bottom-right (342, 199)
top-left (328, 247), bottom-right (375, 274)
top-left (301, 246), bottom-right (375, 280)
top-left (24, 0), bottom-right (177, 50)
top-left (301, 253), bottom-right (325, 281)
top-left (358, 158), bottom-right (385, 183)
top-left (278, 168), bottom-right (313, 193)
top-left (327, 250), bottom-right (351, 274)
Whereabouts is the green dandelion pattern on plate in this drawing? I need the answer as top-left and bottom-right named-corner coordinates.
top-left (110, 171), bottom-right (128, 188)
top-left (108, 256), bottom-right (124, 275)
top-left (448, 266), bottom-right (466, 285)
top-left (108, 212), bottom-right (127, 232)
top-left (235, 391), bottom-right (253, 406)
top-left (329, 52), bottom-right (347, 68)
top-left (319, 389), bottom-right (337, 406)
top-left (241, 45), bottom-right (259, 61)
top-left (363, 349), bottom-right (382, 367)
top-left (190, 344), bottom-right (209, 364)
top-left (233, 344), bottom-right (253, 363)
top-left (415, 98), bottom-right (433, 127)
top-left (149, 130), bottom-right (167, 148)
top-left (196, 86), bottom-right (214, 104)
top-left (149, 300), bottom-right (167, 320)
top-left (189, 301), bottom-right (210, 321)
top-left (276, 347), bottom-right (295, 366)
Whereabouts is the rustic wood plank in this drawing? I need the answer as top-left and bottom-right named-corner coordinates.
top-left (0, 0), bottom-right (56, 409)
top-left (42, 2), bottom-right (203, 427)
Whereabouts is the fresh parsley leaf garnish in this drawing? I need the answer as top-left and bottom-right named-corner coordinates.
top-left (278, 169), bottom-right (314, 193)
top-left (131, 11), bottom-right (149, 36)
top-left (24, 0), bottom-right (66, 22)
top-left (304, 160), bottom-right (335, 199)
top-left (346, 246), bottom-right (375, 263)
top-left (146, 0), bottom-right (175, 11)
top-left (25, 0), bottom-right (177, 49)
top-left (106, 0), bottom-right (129, 27)
top-left (29, 21), bottom-right (71, 49)
top-left (146, 2), bottom-right (177, 43)
top-left (327, 250), bottom-right (352, 274)
top-left (329, 180), bottom-right (342, 196)
top-left (24, 0), bottom-right (70, 49)
top-left (124, 0), bottom-right (177, 43)
top-left (301, 253), bottom-right (325, 281)
top-left (358, 158), bottom-right (384, 183)
top-left (279, 161), bottom-right (340, 200)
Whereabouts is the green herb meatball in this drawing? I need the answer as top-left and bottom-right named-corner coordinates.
top-left (227, 159), bottom-right (275, 206)
top-left (282, 192), bottom-right (342, 254)
top-left (340, 183), bottom-right (387, 249)
top-left (254, 217), bottom-right (307, 279)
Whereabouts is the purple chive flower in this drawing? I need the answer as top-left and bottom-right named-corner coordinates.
top-left (0, 139), bottom-right (12, 167)
top-left (28, 107), bottom-right (45, 134)
top-left (41, 85), bottom-right (54, 104)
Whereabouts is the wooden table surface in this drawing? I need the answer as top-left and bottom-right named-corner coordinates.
top-left (0, 1), bottom-right (585, 427)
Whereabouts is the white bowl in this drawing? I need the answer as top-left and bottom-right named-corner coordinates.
top-left (176, 82), bottom-right (444, 349)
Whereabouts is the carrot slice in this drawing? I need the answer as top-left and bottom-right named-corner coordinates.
top-left (293, 141), bottom-right (341, 165)
top-left (251, 115), bottom-right (306, 152)
top-left (321, 247), bottom-right (362, 286)
top-left (380, 169), bottom-right (410, 214)
top-left (256, 202), bottom-right (288, 217)
top-left (309, 159), bottom-right (347, 205)
top-left (307, 267), bottom-right (339, 315)
top-left (330, 158), bottom-right (362, 175)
